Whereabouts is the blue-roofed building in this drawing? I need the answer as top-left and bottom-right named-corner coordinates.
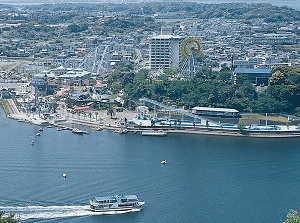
top-left (234, 68), bottom-right (272, 85)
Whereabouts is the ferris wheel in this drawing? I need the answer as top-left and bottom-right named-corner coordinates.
top-left (182, 37), bottom-right (202, 59)
top-left (181, 37), bottom-right (202, 77)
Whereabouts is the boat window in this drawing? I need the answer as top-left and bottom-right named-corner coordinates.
top-left (128, 199), bottom-right (137, 202)
top-left (98, 199), bottom-right (109, 203)
top-left (121, 199), bottom-right (127, 202)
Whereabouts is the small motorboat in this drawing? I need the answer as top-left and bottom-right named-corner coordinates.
top-left (160, 160), bottom-right (167, 164)
top-left (62, 173), bottom-right (67, 178)
top-left (120, 128), bottom-right (129, 134)
top-left (72, 128), bottom-right (88, 135)
top-left (36, 132), bottom-right (41, 136)
top-left (92, 126), bottom-right (103, 131)
top-left (31, 140), bottom-right (34, 145)
top-left (38, 128), bottom-right (43, 132)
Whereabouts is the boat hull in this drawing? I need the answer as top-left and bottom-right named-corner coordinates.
top-left (141, 131), bottom-right (167, 136)
top-left (72, 128), bottom-right (88, 135)
top-left (90, 206), bottom-right (142, 212)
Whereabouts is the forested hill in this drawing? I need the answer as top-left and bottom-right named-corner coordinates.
top-left (2, 2), bottom-right (300, 22)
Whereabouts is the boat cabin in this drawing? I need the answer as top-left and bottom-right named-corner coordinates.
top-left (93, 194), bottom-right (138, 204)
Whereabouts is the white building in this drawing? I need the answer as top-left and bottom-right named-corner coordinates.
top-left (234, 57), bottom-right (265, 68)
top-left (251, 33), bottom-right (297, 44)
top-left (150, 34), bottom-right (183, 71)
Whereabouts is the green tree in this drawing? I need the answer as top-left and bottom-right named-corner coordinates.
top-left (0, 210), bottom-right (18, 223)
top-left (284, 209), bottom-right (300, 223)
top-left (237, 120), bottom-right (245, 132)
top-left (269, 70), bottom-right (286, 85)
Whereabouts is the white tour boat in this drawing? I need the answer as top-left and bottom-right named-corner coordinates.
top-left (90, 194), bottom-right (145, 212)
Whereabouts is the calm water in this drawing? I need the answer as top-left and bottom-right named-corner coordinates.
top-left (0, 108), bottom-right (299, 223)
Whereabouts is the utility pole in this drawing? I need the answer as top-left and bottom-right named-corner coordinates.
top-left (265, 113), bottom-right (268, 129)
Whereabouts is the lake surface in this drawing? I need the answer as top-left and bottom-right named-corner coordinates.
top-left (0, 108), bottom-right (299, 223)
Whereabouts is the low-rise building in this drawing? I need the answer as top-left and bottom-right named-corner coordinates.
top-left (192, 107), bottom-right (240, 117)
top-left (234, 68), bottom-right (272, 85)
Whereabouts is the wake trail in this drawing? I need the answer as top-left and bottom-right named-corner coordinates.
top-left (0, 205), bottom-right (140, 220)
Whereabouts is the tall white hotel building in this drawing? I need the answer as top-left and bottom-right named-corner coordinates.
top-left (150, 28), bottom-right (183, 72)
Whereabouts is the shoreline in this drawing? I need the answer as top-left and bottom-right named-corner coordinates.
top-left (2, 99), bottom-right (300, 138)
top-left (7, 112), bottom-right (300, 138)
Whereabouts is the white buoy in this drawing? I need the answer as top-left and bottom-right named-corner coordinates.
top-left (62, 173), bottom-right (67, 178)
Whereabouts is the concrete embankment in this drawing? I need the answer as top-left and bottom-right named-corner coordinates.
top-left (2, 98), bottom-right (300, 138)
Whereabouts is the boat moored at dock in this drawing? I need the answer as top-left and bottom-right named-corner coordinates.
top-left (141, 130), bottom-right (167, 136)
top-left (72, 128), bottom-right (88, 135)
top-left (92, 126), bottom-right (103, 131)
top-left (89, 194), bottom-right (145, 212)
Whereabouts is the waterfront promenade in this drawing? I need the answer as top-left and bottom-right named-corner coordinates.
top-left (3, 98), bottom-right (300, 138)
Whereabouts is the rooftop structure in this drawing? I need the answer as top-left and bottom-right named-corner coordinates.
top-left (192, 107), bottom-right (240, 117)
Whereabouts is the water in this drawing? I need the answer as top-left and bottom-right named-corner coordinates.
top-left (0, 108), bottom-right (299, 223)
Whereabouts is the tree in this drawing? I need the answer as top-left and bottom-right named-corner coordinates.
top-left (0, 210), bottom-right (18, 223)
top-left (269, 70), bottom-right (286, 85)
top-left (107, 108), bottom-right (115, 119)
top-left (237, 121), bottom-right (245, 132)
top-left (95, 112), bottom-right (98, 121)
top-left (284, 209), bottom-right (300, 223)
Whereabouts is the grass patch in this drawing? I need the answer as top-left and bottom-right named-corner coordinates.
top-left (241, 113), bottom-right (288, 122)
top-left (1, 99), bottom-right (12, 115)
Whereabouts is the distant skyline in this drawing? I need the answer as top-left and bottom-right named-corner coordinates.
top-left (0, 0), bottom-right (299, 11)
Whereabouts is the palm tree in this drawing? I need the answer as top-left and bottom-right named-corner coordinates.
top-left (61, 104), bottom-right (65, 115)
top-left (107, 108), bottom-right (115, 119)
top-left (88, 112), bottom-right (92, 121)
top-left (83, 112), bottom-right (87, 120)
top-left (95, 112), bottom-right (98, 121)
top-left (52, 100), bottom-right (58, 113)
